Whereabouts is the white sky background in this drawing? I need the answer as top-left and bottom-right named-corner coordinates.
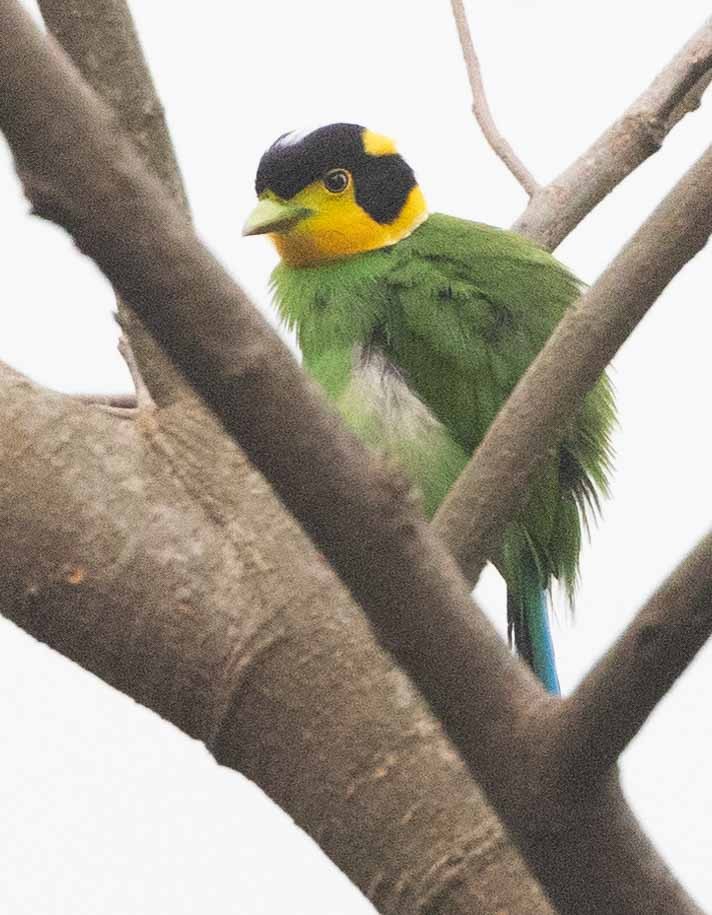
top-left (0, 1), bottom-right (711, 912)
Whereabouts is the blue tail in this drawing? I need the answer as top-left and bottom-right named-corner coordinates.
top-left (507, 556), bottom-right (560, 694)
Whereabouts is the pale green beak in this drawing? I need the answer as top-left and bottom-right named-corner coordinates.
top-left (242, 198), bottom-right (313, 236)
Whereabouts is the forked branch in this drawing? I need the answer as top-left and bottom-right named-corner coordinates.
top-left (515, 16), bottom-right (712, 249)
top-left (0, 0), bottom-right (544, 779)
top-left (450, 7), bottom-right (712, 240)
top-left (39, 0), bottom-right (193, 409)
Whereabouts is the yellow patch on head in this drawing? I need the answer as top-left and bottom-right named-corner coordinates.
top-left (362, 129), bottom-right (398, 157)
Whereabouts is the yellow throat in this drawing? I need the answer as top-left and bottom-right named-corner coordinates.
top-left (271, 183), bottom-right (427, 267)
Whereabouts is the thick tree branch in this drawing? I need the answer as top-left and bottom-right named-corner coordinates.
top-left (0, 9), bottom-right (558, 911)
top-left (38, 0), bottom-right (189, 213)
top-left (557, 532), bottom-right (712, 780)
top-left (0, 362), bottom-right (548, 915)
top-left (514, 15), bottom-right (712, 250)
top-left (0, 0), bottom-right (546, 770)
top-left (38, 0), bottom-right (193, 408)
top-left (450, 0), bottom-right (539, 196)
top-left (433, 141), bottom-right (712, 587)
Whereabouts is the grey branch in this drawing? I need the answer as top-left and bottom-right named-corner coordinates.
top-left (514, 15), bottom-right (712, 250)
top-left (558, 531), bottom-right (712, 781)
top-left (0, 0), bottom-right (543, 761)
top-left (116, 334), bottom-right (154, 411)
top-left (38, 0), bottom-right (190, 213)
top-left (38, 0), bottom-right (194, 409)
top-left (433, 141), bottom-right (712, 588)
top-left (0, 362), bottom-right (542, 915)
top-left (0, 3), bottom-right (707, 912)
top-left (27, 2), bottom-right (552, 910)
top-left (450, 0), bottom-right (539, 196)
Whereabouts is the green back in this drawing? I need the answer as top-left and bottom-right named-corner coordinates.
top-left (272, 213), bottom-right (615, 597)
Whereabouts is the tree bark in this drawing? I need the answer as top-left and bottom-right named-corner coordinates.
top-left (0, 364), bottom-right (551, 915)
top-left (38, 0), bottom-right (193, 407)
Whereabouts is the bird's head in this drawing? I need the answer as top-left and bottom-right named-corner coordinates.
top-left (243, 123), bottom-right (428, 266)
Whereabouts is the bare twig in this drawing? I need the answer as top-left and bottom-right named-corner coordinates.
top-left (97, 405), bottom-right (137, 419)
top-left (74, 389), bottom-right (138, 417)
top-left (514, 16), bottom-right (712, 250)
top-left (117, 334), bottom-right (153, 410)
top-left (439, 12), bottom-right (712, 591)
top-left (74, 392), bottom-right (137, 408)
top-left (450, 0), bottom-right (539, 196)
top-left (557, 531), bottom-right (712, 781)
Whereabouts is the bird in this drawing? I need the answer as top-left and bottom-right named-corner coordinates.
top-left (243, 123), bottom-right (615, 694)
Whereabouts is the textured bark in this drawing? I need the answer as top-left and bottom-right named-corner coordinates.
top-left (0, 364), bottom-right (550, 915)
top-left (39, 0), bottom-right (192, 407)
top-left (13, 2), bottom-right (555, 911)
top-left (38, 0), bottom-right (188, 212)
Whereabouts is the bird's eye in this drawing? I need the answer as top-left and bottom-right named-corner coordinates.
top-left (323, 168), bottom-right (351, 194)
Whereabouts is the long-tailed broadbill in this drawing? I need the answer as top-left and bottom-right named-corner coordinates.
top-left (244, 123), bottom-right (615, 693)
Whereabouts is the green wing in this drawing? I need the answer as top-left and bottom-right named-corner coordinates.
top-left (380, 214), bottom-right (615, 595)
top-left (272, 212), bottom-right (615, 596)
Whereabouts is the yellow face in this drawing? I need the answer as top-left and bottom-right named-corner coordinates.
top-left (267, 180), bottom-right (427, 267)
top-left (243, 125), bottom-right (429, 267)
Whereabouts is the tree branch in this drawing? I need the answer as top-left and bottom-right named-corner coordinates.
top-left (117, 332), bottom-right (153, 410)
top-left (38, 0), bottom-right (193, 408)
top-left (0, 0), bottom-right (545, 766)
top-left (74, 392), bottom-right (136, 408)
top-left (38, 0), bottom-right (189, 213)
top-left (433, 141), bottom-right (712, 587)
top-left (0, 4), bottom-right (558, 906)
top-left (0, 362), bottom-right (552, 915)
top-left (514, 15), bottom-right (712, 250)
top-left (449, 0), bottom-right (539, 196)
top-left (557, 531), bottom-right (712, 781)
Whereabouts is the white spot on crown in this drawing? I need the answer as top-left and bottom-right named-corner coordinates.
top-left (273, 126), bottom-right (324, 149)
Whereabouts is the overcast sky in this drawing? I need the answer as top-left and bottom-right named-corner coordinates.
top-left (1, 1), bottom-right (711, 912)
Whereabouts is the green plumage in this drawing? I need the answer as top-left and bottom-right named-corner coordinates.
top-left (272, 213), bottom-right (615, 646)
